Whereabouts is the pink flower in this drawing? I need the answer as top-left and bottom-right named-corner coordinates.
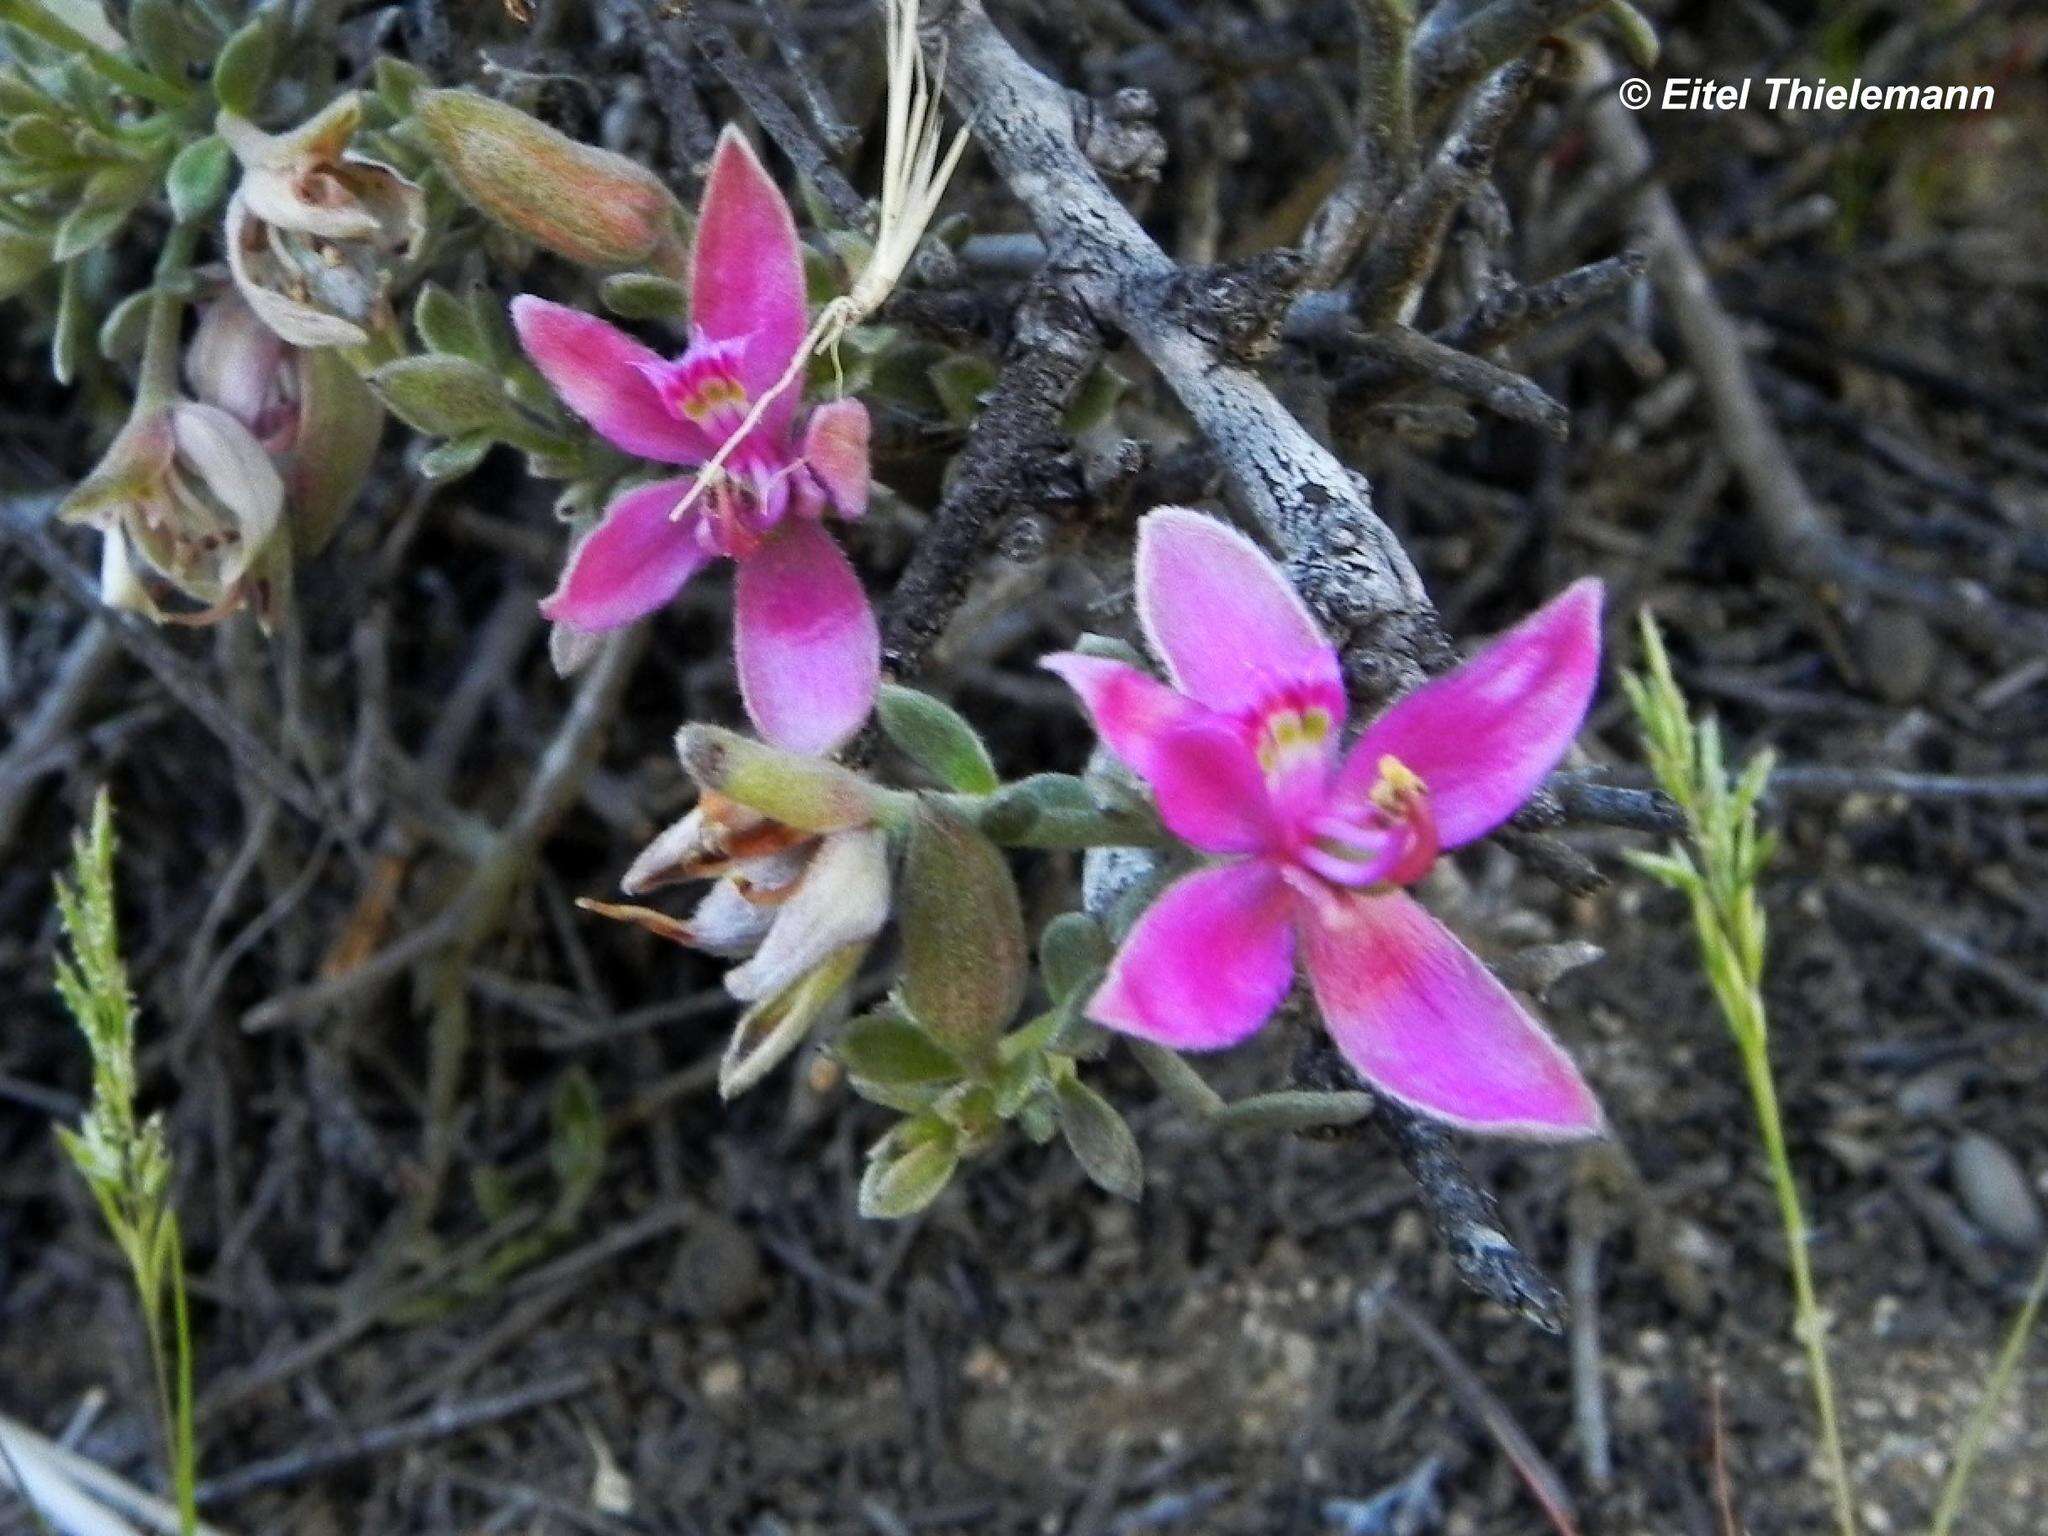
top-left (1044, 507), bottom-right (1606, 1138)
top-left (512, 126), bottom-right (877, 756)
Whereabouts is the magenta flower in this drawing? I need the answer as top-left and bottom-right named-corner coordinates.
top-left (512, 126), bottom-right (877, 756)
top-left (1045, 508), bottom-right (1605, 1138)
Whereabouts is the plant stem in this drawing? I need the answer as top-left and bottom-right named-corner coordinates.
top-left (1739, 1027), bottom-right (1857, 1536)
top-left (135, 221), bottom-right (202, 410)
top-left (0, 0), bottom-right (193, 110)
top-left (168, 1233), bottom-right (198, 1535)
top-left (130, 1223), bottom-right (197, 1536)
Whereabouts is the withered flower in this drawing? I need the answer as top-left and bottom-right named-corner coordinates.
top-left (61, 402), bottom-right (286, 624)
top-left (221, 96), bottom-right (425, 349)
top-left (585, 782), bottom-right (892, 1099)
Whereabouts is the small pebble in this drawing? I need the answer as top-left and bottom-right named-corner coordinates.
top-left (665, 1213), bottom-right (765, 1321)
top-left (1852, 608), bottom-right (1939, 704)
top-left (699, 1357), bottom-right (743, 1401)
top-left (1895, 1064), bottom-right (1967, 1120)
top-left (1951, 1133), bottom-right (2045, 1251)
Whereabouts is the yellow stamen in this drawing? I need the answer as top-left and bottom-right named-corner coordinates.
top-left (1370, 754), bottom-right (1427, 813)
top-left (678, 376), bottom-right (747, 423)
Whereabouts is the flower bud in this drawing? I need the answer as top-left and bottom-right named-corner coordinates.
top-left (187, 292), bottom-right (292, 447)
top-left (413, 90), bottom-right (687, 275)
top-left (61, 401), bottom-right (285, 622)
top-left (186, 292), bottom-right (385, 557)
top-left (288, 347), bottom-right (384, 555)
top-left (676, 724), bottom-right (888, 833)
top-left (897, 799), bottom-right (1027, 1063)
top-left (221, 96), bottom-right (425, 348)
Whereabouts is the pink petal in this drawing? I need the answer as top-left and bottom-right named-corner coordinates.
top-left (1300, 887), bottom-right (1602, 1139)
top-left (1089, 861), bottom-right (1296, 1051)
top-left (801, 398), bottom-right (871, 518)
top-left (692, 127), bottom-right (807, 441)
top-left (1042, 654), bottom-right (1278, 855)
top-left (1339, 580), bottom-right (1603, 849)
top-left (1135, 506), bottom-right (1344, 723)
top-left (734, 520), bottom-right (879, 755)
top-left (540, 478), bottom-right (714, 631)
top-left (1040, 654), bottom-right (1194, 768)
top-left (1147, 717), bottom-right (1285, 855)
top-left (512, 296), bottom-right (709, 464)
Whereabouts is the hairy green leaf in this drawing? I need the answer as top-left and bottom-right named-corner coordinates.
top-left (877, 683), bottom-right (999, 793)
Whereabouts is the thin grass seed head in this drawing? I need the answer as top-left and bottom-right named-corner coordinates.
top-left (49, 792), bottom-right (173, 1245)
top-left (52, 793), bottom-right (136, 1113)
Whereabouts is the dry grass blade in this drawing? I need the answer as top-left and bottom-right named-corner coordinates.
top-left (1708, 1373), bottom-right (1741, 1536)
top-left (0, 1413), bottom-right (235, 1536)
top-left (1370, 1290), bottom-right (1582, 1536)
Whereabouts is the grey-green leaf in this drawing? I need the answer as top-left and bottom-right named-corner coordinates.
top-left (928, 352), bottom-right (998, 427)
top-left (1055, 1076), bottom-right (1142, 1199)
top-left (375, 55), bottom-right (430, 118)
top-left (414, 283), bottom-right (489, 362)
top-left (51, 258), bottom-right (89, 386)
top-left (211, 12), bottom-right (277, 119)
top-left (1215, 1089), bottom-right (1376, 1135)
top-left (1062, 359), bottom-right (1131, 436)
top-left (0, 233), bottom-right (53, 304)
top-left (1601, 0), bottom-right (1661, 69)
top-left (372, 355), bottom-right (514, 437)
top-left (600, 272), bottom-right (687, 322)
top-left (97, 287), bottom-right (153, 362)
top-left (53, 201), bottom-right (128, 262)
top-left (418, 433), bottom-right (494, 481)
top-left (837, 1014), bottom-right (962, 1087)
top-left (128, 0), bottom-right (201, 85)
top-left (1038, 912), bottom-right (1110, 1004)
top-left (548, 1065), bottom-right (606, 1212)
top-left (166, 135), bottom-right (232, 223)
top-left (979, 772), bottom-right (1093, 841)
top-left (858, 1132), bottom-right (959, 1219)
top-left (877, 684), bottom-right (999, 794)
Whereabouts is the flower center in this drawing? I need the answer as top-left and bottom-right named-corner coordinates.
top-left (1255, 704), bottom-right (1333, 776)
top-left (686, 460), bottom-right (800, 559)
top-left (1296, 754), bottom-right (1439, 890)
top-left (640, 335), bottom-right (754, 443)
